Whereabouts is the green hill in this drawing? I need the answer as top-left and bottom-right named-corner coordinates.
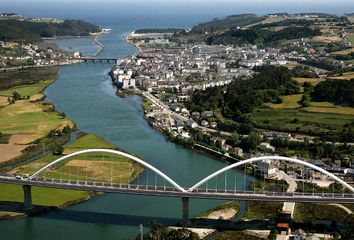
top-left (0, 19), bottom-right (101, 42)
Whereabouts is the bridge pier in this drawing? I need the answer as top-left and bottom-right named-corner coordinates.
top-left (182, 197), bottom-right (190, 226)
top-left (22, 185), bottom-right (33, 210)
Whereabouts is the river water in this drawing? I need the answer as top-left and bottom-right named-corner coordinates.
top-left (0, 26), bottom-right (253, 240)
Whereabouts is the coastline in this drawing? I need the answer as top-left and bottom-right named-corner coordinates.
top-left (125, 31), bottom-right (142, 53)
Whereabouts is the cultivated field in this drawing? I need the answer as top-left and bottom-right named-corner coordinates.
top-left (313, 35), bottom-right (342, 43)
top-left (293, 77), bottom-right (325, 85)
top-left (0, 100), bottom-right (74, 144)
top-left (10, 134), bottom-right (144, 184)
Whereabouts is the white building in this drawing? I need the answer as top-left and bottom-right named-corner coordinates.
top-left (257, 159), bottom-right (277, 177)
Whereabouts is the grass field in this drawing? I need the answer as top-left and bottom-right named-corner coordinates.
top-left (293, 77), bottom-right (325, 85)
top-left (0, 80), bottom-right (53, 97)
top-left (332, 47), bottom-right (354, 55)
top-left (63, 133), bottom-right (116, 154)
top-left (329, 72), bottom-right (354, 80)
top-left (244, 201), bottom-right (283, 220)
top-left (304, 102), bottom-right (354, 116)
top-left (264, 90), bottom-right (354, 116)
top-left (347, 33), bottom-right (354, 46)
top-left (206, 231), bottom-right (264, 240)
top-left (0, 100), bottom-right (74, 144)
top-left (0, 183), bottom-right (91, 207)
top-left (253, 107), bottom-right (353, 134)
top-left (293, 203), bottom-right (350, 223)
top-left (10, 134), bottom-right (144, 184)
top-left (266, 94), bottom-right (302, 109)
top-left (0, 134), bottom-right (144, 214)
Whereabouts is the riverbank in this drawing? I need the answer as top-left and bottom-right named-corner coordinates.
top-left (0, 132), bottom-right (144, 220)
top-left (0, 64), bottom-right (143, 220)
top-left (125, 31), bottom-right (143, 53)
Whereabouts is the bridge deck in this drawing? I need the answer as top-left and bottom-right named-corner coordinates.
top-left (1, 176), bottom-right (354, 204)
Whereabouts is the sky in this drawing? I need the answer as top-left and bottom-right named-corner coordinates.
top-left (1, 0), bottom-right (354, 27)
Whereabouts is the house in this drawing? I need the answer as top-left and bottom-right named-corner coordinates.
top-left (73, 51), bottom-right (81, 58)
top-left (210, 122), bottom-right (217, 128)
top-left (191, 112), bottom-right (201, 119)
top-left (217, 138), bottom-right (226, 148)
top-left (176, 120), bottom-right (184, 133)
top-left (201, 120), bottom-right (209, 127)
top-left (209, 137), bottom-right (226, 148)
top-left (210, 137), bottom-right (218, 145)
top-left (221, 144), bottom-right (231, 152)
top-left (186, 119), bottom-right (198, 128)
top-left (201, 111), bottom-right (214, 118)
top-left (257, 160), bottom-right (277, 177)
top-left (234, 147), bottom-right (243, 157)
top-left (259, 142), bottom-right (275, 152)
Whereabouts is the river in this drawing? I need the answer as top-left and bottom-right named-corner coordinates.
top-left (0, 27), bottom-right (253, 240)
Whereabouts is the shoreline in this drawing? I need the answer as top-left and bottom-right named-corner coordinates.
top-left (125, 31), bottom-right (142, 53)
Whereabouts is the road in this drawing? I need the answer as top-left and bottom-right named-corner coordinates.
top-left (1, 175), bottom-right (354, 203)
top-left (141, 91), bottom-right (232, 136)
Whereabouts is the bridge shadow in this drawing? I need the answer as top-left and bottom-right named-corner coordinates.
top-left (41, 209), bottom-right (181, 226)
top-left (0, 201), bottom-right (56, 216)
top-left (39, 209), bottom-right (270, 231)
top-left (0, 201), bottom-right (270, 230)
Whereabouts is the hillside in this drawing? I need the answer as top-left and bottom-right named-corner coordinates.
top-left (0, 19), bottom-right (101, 42)
top-left (190, 14), bottom-right (266, 33)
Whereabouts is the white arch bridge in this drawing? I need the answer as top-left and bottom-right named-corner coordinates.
top-left (1, 149), bottom-right (354, 225)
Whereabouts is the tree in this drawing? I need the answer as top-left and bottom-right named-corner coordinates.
top-left (60, 112), bottom-right (66, 118)
top-left (229, 132), bottom-right (239, 145)
top-left (12, 91), bottom-right (21, 101)
top-left (62, 125), bottom-right (71, 134)
top-left (52, 145), bottom-right (64, 155)
top-left (240, 132), bottom-right (261, 151)
top-left (298, 94), bottom-right (310, 107)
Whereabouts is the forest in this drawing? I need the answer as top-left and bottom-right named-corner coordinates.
top-left (190, 14), bottom-right (265, 33)
top-left (205, 26), bottom-right (321, 46)
top-left (311, 79), bottom-right (354, 107)
top-left (0, 19), bottom-right (100, 42)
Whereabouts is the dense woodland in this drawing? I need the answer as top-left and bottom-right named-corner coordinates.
top-left (190, 14), bottom-right (265, 33)
top-left (205, 26), bottom-right (321, 46)
top-left (311, 79), bottom-right (354, 107)
top-left (0, 19), bottom-right (100, 42)
top-left (188, 66), bottom-right (300, 119)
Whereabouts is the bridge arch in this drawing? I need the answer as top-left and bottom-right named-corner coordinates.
top-left (189, 156), bottom-right (354, 193)
top-left (29, 149), bottom-right (186, 192)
